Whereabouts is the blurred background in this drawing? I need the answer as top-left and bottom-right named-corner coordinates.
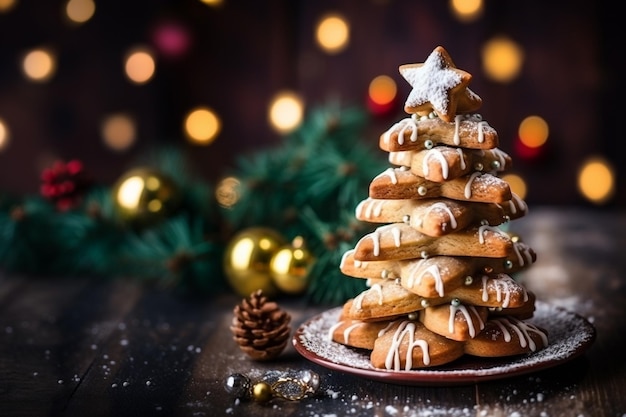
top-left (0, 0), bottom-right (623, 207)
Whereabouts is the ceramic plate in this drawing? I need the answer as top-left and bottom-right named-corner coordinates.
top-left (293, 302), bottom-right (595, 385)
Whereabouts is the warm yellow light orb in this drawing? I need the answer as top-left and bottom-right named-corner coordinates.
top-left (101, 114), bottom-right (136, 151)
top-left (65, 0), bottom-right (95, 23)
top-left (577, 157), bottom-right (614, 204)
top-left (268, 92), bottom-right (304, 134)
top-left (198, 0), bottom-right (222, 6)
top-left (481, 37), bottom-right (524, 83)
top-left (450, 0), bottom-right (483, 22)
top-left (184, 107), bottom-right (221, 144)
top-left (315, 14), bottom-right (350, 54)
top-left (502, 173), bottom-right (527, 200)
top-left (0, 0), bottom-right (17, 12)
top-left (0, 118), bottom-right (9, 151)
top-left (117, 176), bottom-right (145, 210)
top-left (124, 48), bottom-right (156, 84)
top-left (369, 75), bottom-right (397, 106)
top-left (23, 49), bottom-right (56, 82)
top-left (518, 115), bottom-right (549, 148)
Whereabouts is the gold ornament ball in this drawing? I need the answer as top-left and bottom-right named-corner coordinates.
top-left (112, 167), bottom-right (180, 225)
top-left (252, 381), bottom-right (273, 402)
top-left (223, 227), bottom-right (286, 297)
top-left (270, 236), bottom-right (314, 295)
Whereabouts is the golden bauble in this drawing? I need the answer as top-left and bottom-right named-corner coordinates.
top-left (252, 381), bottom-right (273, 403)
top-left (223, 227), bottom-right (286, 297)
top-left (112, 167), bottom-right (180, 226)
top-left (270, 236), bottom-right (314, 295)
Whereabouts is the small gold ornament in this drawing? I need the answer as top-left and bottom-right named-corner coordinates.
top-left (223, 227), bottom-right (286, 297)
top-left (252, 381), bottom-right (273, 402)
top-left (270, 236), bottom-right (314, 295)
top-left (112, 167), bottom-right (180, 226)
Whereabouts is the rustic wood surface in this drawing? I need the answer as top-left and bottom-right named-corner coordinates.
top-left (0, 207), bottom-right (625, 416)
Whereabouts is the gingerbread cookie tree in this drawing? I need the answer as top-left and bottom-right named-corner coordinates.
top-left (330, 46), bottom-right (548, 370)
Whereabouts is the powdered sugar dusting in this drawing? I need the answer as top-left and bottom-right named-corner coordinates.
top-left (295, 302), bottom-right (594, 382)
top-left (400, 50), bottom-right (463, 115)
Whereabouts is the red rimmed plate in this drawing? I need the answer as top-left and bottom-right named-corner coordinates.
top-left (292, 302), bottom-right (595, 386)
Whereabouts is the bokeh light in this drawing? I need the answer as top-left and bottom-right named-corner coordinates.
top-left (184, 107), bottom-right (221, 144)
top-left (117, 176), bottom-right (144, 210)
top-left (65, 0), bottom-right (95, 24)
top-left (481, 36), bottom-right (524, 83)
top-left (216, 176), bottom-right (241, 208)
top-left (152, 21), bottom-right (191, 59)
top-left (0, 118), bottom-right (9, 151)
top-left (22, 48), bottom-right (56, 82)
top-left (577, 157), bottom-right (615, 204)
top-left (268, 91), bottom-right (304, 134)
top-left (198, 0), bottom-right (223, 6)
top-left (315, 13), bottom-right (350, 54)
top-left (502, 173), bottom-right (527, 200)
top-left (518, 115), bottom-right (549, 148)
top-left (0, 0), bottom-right (17, 12)
top-left (368, 75), bottom-right (397, 107)
top-left (449, 0), bottom-right (484, 22)
top-left (124, 47), bottom-right (156, 84)
top-left (101, 113), bottom-right (137, 151)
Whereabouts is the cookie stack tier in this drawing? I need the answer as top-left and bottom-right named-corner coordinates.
top-left (330, 46), bottom-right (548, 371)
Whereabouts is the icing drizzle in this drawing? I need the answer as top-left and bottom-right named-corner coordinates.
top-left (490, 317), bottom-right (548, 352)
top-left (464, 172), bottom-right (482, 198)
top-left (354, 283), bottom-right (384, 310)
top-left (422, 148), bottom-right (449, 179)
top-left (423, 202), bottom-right (458, 231)
top-left (479, 275), bottom-right (527, 308)
top-left (478, 225), bottom-right (509, 244)
top-left (406, 260), bottom-right (445, 297)
top-left (383, 321), bottom-right (430, 370)
top-left (448, 304), bottom-right (484, 337)
top-left (383, 118), bottom-right (419, 146)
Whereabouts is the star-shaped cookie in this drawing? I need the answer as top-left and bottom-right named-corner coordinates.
top-left (399, 46), bottom-right (481, 122)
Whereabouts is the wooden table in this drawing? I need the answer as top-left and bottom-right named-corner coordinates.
top-left (1, 207), bottom-right (625, 416)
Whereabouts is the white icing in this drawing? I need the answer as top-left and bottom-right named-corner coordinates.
top-left (477, 120), bottom-right (487, 143)
top-left (478, 225), bottom-right (508, 244)
top-left (456, 148), bottom-right (466, 170)
top-left (453, 115), bottom-right (462, 145)
top-left (354, 284), bottom-right (384, 310)
top-left (407, 261), bottom-right (445, 297)
top-left (339, 250), bottom-right (353, 269)
top-left (377, 321), bottom-right (396, 338)
top-left (424, 202), bottom-right (457, 231)
top-left (512, 242), bottom-right (531, 268)
top-left (480, 275), bottom-right (517, 308)
top-left (493, 148), bottom-right (507, 170)
top-left (383, 118), bottom-right (419, 146)
top-left (448, 304), bottom-right (484, 338)
top-left (357, 198), bottom-right (386, 220)
top-left (374, 168), bottom-right (399, 185)
top-left (422, 149), bottom-right (449, 179)
top-left (385, 321), bottom-right (430, 370)
top-left (369, 229), bottom-right (381, 256)
top-left (343, 322), bottom-right (363, 344)
top-left (327, 320), bottom-right (344, 342)
top-left (493, 317), bottom-right (548, 352)
top-left (464, 172), bottom-right (482, 198)
top-left (391, 227), bottom-right (402, 247)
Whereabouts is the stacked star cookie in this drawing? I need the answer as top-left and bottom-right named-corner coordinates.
top-left (330, 46), bottom-right (548, 371)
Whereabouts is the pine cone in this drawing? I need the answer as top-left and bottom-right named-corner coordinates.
top-left (231, 289), bottom-right (292, 361)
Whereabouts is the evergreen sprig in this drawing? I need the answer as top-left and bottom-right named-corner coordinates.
top-left (0, 103), bottom-right (386, 305)
top-left (220, 103), bottom-right (386, 304)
